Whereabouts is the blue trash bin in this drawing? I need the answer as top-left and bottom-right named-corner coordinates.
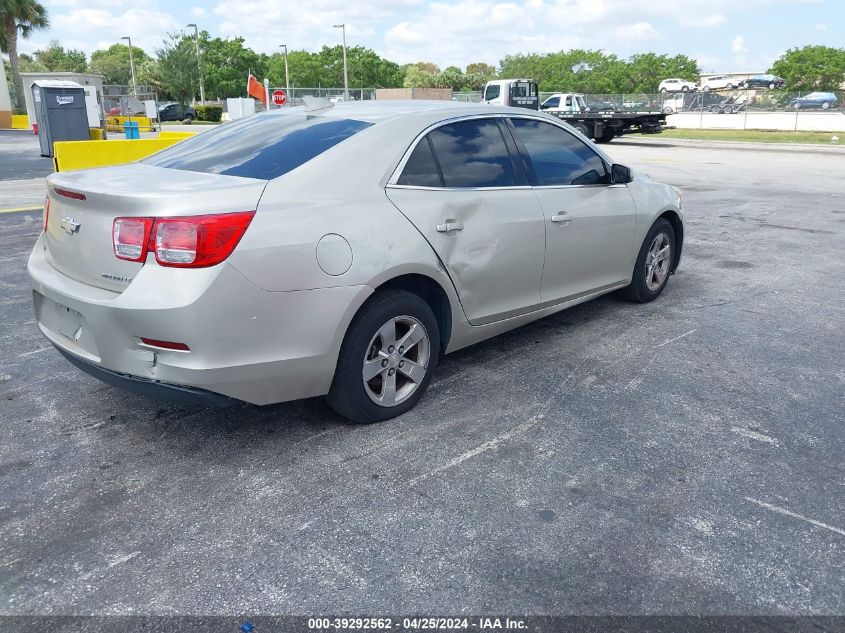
top-left (124, 120), bottom-right (140, 140)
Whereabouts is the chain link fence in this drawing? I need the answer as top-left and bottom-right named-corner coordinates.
top-left (267, 87), bottom-right (375, 107)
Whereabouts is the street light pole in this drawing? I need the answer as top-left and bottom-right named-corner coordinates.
top-left (186, 23), bottom-right (205, 105)
top-left (120, 36), bottom-right (137, 96)
top-left (279, 44), bottom-right (290, 105)
top-left (333, 24), bottom-right (349, 101)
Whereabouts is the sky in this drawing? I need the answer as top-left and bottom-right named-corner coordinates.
top-left (21, 0), bottom-right (845, 73)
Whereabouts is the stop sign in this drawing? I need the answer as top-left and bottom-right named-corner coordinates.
top-left (272, 90), bottom-right (287, 106)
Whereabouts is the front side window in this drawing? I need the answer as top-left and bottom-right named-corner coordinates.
top-left (427, 118), bottom-right (517, 188)
top-left (484, 84), bottom-right (501, 101)
top-left (543, 96), bottom-right (560, 109)
top-left (510, 118), bottom-right (609, 187)
top-left (144, 112), bottom-right (373, 180)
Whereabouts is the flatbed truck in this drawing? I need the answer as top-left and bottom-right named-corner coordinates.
top-left (482, 80), bottom-right (667, 143)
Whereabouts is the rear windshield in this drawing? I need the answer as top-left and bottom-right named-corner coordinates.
top-left (143, 112), bottom-right (373, 180)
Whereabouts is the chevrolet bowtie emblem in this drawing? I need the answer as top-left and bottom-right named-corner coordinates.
top-left (60, 217), bottom-right (81, 235)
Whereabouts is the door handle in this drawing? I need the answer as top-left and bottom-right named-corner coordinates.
top-left (551, 213), bottom-right (571, 224)
top-left (436, 221), bottom-right (464, 233)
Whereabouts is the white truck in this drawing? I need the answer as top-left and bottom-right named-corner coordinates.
top-left (481, 79), bottom-right (540, 109)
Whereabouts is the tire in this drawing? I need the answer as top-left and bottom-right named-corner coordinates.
top-left (572, 122), bottom-right (591, 138)
top-left (326, 289), bottom-right (441, 424)
top-left (822, 102), bottom-right (830, 109)
top-left (662, 107), bottom-right (673, 114)
top-left (660, 87), bottom-right (667, 94)
top-left (621, 219), bottom-right (676, 303)
top-left (703, 86), bottom-right (711, 92)
top-left (682, 86), bottom-right (689, 92)
top-left (595, 131), bottom-right (615, 143)
top-left (184, 114), bottom-right (194, 122)
top-left (769, 83), bottom-right (775, 90)
top-left (726, 83), bottom-right (734, 90)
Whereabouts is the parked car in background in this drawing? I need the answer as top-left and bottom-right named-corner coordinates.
top-left (158, 102), bottom-right (197, 121)
top-left (659, 78), bottom-right (697, 93)
top-left (29, 101), bottom-right (684, 423)
top-left (701, 75), bottom-right (738, 92)
top-left (740, 74), bottom-right (784, 90)
top-left (789, 92), bottom-right (839, 110)
top-left (540, 93), bottom-right (588, 113)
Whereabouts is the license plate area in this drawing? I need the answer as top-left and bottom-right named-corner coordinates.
top-left (33, 291), bottom-right (101, 360)
top-left (55, 304), bottom-right (83, 341)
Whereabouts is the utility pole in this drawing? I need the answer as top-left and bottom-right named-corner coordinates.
top-left (279, 44), bottom-right (290, 105)
top-left (333, 24), bottom-right (349, 101)
top-left (186, 23), bottom-right (205, 104)
top-left (120, 36), bottom-right (137, 96)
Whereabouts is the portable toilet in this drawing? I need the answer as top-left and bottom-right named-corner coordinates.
top-left (31, 80), bottom-right (90, 157)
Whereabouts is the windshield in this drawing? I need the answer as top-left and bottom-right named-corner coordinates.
top-left (144, 112), bottom-right (373, 180)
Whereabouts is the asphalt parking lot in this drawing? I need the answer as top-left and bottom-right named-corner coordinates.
top-left (1, 134), bottom-right (844, 616)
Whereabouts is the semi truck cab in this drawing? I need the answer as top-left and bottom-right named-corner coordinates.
top-left (482, 79), bottom-right (539, 109)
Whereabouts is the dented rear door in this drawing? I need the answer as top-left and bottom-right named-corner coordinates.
top-left (386, 187), bottom-right (545, 326)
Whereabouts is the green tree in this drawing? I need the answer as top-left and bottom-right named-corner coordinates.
top-left (202, 34), bottom-right (268, 99)
top-left (32, 39), bottom-right (86, 72)
top-left (465, 62), bottom-right (495, 76)
top-left (89, 43), bottom-right (149, 85)
top-left (770, 45), bottom-right (845, 91)
top-left (269, 49), bottom-right (322, 87)
top-left (156, 33), bottom-right (197, 104)
top-left (622, 53), bottom-right (699, 93)
top-left (403, 64), bottom-right (435, 88)
top-left (0, 0), bottom-right (49, 109)
top-left (499, 49), bottom-right (699, 93)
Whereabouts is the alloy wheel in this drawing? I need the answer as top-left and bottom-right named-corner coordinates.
top-left (645, 232), bottom-right (672, 291)
top-left (362, 315), bottom-right (430, 407)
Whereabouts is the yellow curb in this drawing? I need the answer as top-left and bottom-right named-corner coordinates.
top-left (0, 205), bottom-right (43, 214)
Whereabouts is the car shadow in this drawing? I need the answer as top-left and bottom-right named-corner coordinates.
top-left (108, 292), bottom-right (635, 449)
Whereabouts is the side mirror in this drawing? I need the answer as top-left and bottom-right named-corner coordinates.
top-left (611, 164), bottom-right (632, 184)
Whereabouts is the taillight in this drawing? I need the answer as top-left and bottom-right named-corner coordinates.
top-left (43, 197), bottom-right (50, 232)
top-left (112, 212), bottom-right (254, 268)
top-left (113, 217), bottom-right (154, 262)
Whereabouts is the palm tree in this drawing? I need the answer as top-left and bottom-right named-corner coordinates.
top-left (0, 0), bottom-right (49, 110)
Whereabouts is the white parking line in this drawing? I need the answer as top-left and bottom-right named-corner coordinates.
top-left (745, 497), bottom-right (845, 537)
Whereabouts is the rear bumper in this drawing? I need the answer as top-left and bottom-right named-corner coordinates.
top-left (56, 347), bottom-right (241, 407)
top-left (28, 235), bottom-right (372, 405)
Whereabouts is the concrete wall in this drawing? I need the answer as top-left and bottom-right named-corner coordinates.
top-left (668, 111), bottom-right (845, 132)
top-left (0, 56), bottom-right (12, 129)
top-left (376, 88), bottom-right (453, 100)
top-left (21, 72), bottom-right (104, 128)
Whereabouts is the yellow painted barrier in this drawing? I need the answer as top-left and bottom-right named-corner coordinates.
top-left (53, 138), bottom-right (183, 172)
top-left (11, 114), bottom-right (30, 129)
top-left (106, 115), bottom-right (155, 133)
top-left (158, 131), bottom-right (197, 140)
top-left (88, 128), bottom-right (105, 140)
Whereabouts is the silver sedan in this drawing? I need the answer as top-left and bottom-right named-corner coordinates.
top-left (28, 101), bottom-right (684, 423)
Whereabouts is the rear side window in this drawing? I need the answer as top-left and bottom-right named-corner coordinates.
top-left (510, 118), bottom-right (609, 186)
top-left (143, 112), bottom-right (373, 180)
top-left (398, 137), bottom-right (442, 187)
top-left (427, 119), bottom-right (516, 188)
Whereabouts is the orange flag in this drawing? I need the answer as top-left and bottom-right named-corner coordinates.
top-left (247, 74), bottom-right (266, 107)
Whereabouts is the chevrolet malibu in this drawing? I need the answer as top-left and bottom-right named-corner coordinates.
top-left (29, 101), bottom-right (684, 423)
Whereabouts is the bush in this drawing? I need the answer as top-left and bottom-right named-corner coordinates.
top-left (195, 104), bottom-right (223, 122)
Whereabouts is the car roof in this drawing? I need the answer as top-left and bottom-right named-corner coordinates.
top-left (268, 100), bottom-right (531, 124)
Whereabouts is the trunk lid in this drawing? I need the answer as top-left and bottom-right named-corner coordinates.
top-left (44, 164), bottom-right (267, 292)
